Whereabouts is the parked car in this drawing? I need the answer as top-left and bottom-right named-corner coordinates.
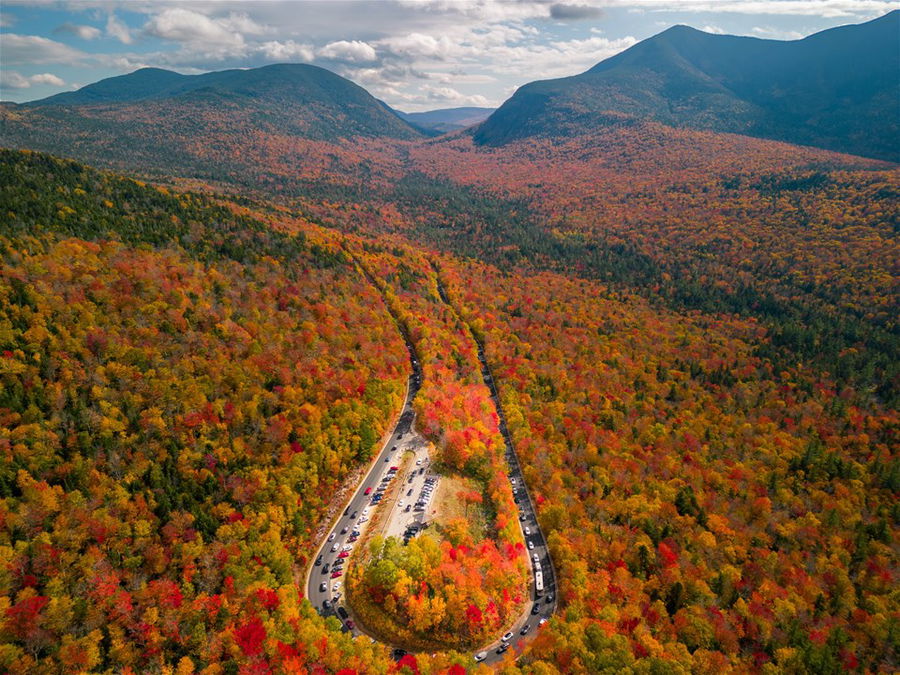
top-left (319, 582), bottom-right (327, 593)
top-left (321, 564), bottom-right (329, 574)
top-left (345, 620), bottom-right (355, 630)
top-left (337, 607), bottom-right (349, 620)
top-left (496, 643), bottom-right (509, 654)
top-left (474, 651), bottom-right (488, 662)
top-left (405, 504), bottom-right (411, 512)
top-left (546, 594), bottom-right (554, 604)
top-left (315, 555), bottom-right (323, 566)
top-left (520, 624), bottom-right (531, 635)
top-left (524, 527), bottom-right (531, 536)
top-left (528, 541), bottom-right (534, 550)
top-left (331, 543), bottom-right (338, 552)
top-left (331, 571), bottom-right (342, 579)
top-left (501, 631), bottom-right (514, 642)
top-left (531, 604), bottom-right (540, 615)
top-left (338, 551), bottom-right (349, 559)
top-left (539, 618), bottom-right (547, 626)
top-left (364, 487), bottom-right (372, 495)
top-left (322, 599), bottom-right (330, 610)
top-left (340, 526), bottom-right (348, 534)
top-left (332, 582), bottom-right (341, 593)
top-left (328, 533), bottom-right (336, 541)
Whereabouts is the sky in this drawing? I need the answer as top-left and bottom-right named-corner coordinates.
top-left (1, 1), bottom-right (895, 110)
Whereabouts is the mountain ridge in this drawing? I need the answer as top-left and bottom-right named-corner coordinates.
top-left (474, 10), bottom-right (900, 161)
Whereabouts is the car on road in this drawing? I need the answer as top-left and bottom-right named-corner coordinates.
top-left (520, 624), bottom-right (531, 635)
top-left (405, 504), bottom-right (411, 512)
top-left (519, 514), bottom-right (526, 522)
top-left (322, 599), bottom-right (330, 610)
top-left (391, 446), bottom-right (397, 452)
top-left (407, 489), bottom-right (413, 496)
top-left (348, 535), bottom-right (358, 542)
top-left (319, 582), bottom-right (327, 592)
top-left (511, 477), bottom-right (517, 485)
top-left (501, 631), bottom-right (514, 643)
top-left (315, 555), bottom-right (323, 566)
top-left (496, 643), bottom-right (509, 654)
top-left (532, 553), bottom-right (539, 563)
top-left (524, 527), bottom-right (531, 536)
top-left (546, 594), bottom-right (554, 604)
top-left (328, 533), bottom-right (336, 541)
top-left (528, 541), bottom-right (534, 550)
top-left (398, 500), bottom-right (404, 507)
top-left (337, 607), bottom-right (348, 620)
top-left (364, 487), bottom-right (372, 495)
top-left (539, 618), bottom-right (547, 626)
top-left (343, 506), bottom-right (350, 516)
top-left (350, 511), bottom-right (357, 519)
top-left (340, 526), bottom-right (348, 534)
top-left (331, 571), bottom-right (342, 578)
top-left (321, 564), bottom-right (330, 574)
top-left (345, 620), bottom-right (355, 630)
top-left (331, 543), bottom-right (338, 552)
top-left (532, 604), bottom-right (540, 615)
top-left (416, 459), bottom-right (422, 465)
top-left (474, 651), bottom-right (488, 662)
top-left (384, 457), bottom-right (389, 462)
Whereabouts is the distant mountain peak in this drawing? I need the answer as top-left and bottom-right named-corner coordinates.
top-left (476, 11), bottom-right (899, 161)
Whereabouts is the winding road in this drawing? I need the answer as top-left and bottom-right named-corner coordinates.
top-left (305, 258), bottom-right (557, 667)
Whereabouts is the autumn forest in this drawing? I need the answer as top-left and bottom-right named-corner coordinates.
top-left (0, 9), bottom-right (898, 675)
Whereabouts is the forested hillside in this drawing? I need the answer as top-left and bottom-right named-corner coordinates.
top-left (0, 150), bottom-right (412, 673)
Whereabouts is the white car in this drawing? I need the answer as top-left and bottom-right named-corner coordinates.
top-left (528, 541), bottom-right (534, 550)
top-left (511, 478), bottom-right (517, 485)
top-left (398, 500), bottom-right (404, 507)
top-left (524, 527), bottom-right (531, 536)
top-left (332, 582), bottom-right (341, 593)
top-left (328, 533), bottom-right (336, 542)
top-left (532, 553), bottom-right (539, 563)
top-left (474, 651), bottom-right (488, 662)
top-left (331, 543), bottom-right (339, 552)
top-left (343, 544), bottom-right (353, 552)
top-left (501, 631), bottom-right (514, 643)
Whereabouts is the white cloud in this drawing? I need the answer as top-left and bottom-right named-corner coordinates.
top-left (258, 40), bottom-right (314, 62)
top-left (622, 0), bottom-right (895, 18)
top-left (106, 13), bottom-right (132, 44)
top-left (1, 33), bottom-right (86, 65)
top-left (701, 24), bottom-right (726, 34)
top-left (55, 22), bottom-right (102, 40)
top-left (0, 71), bottom-right (31, 89)
top-left (318, 40), bottom-right (378, 63)
top-left (144, 8), bottom-right (245, 48)
top-left (0, 70), bottom-right (65, 89)
top-left (30, 72), bottom-right (65, 86)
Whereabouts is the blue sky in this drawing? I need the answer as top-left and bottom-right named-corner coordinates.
top-left (1, 1), bottom-right (895, 110)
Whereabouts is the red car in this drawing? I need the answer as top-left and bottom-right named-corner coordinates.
top-left (345, 620), bottom-right (355, 630)
top-left (364, 487), bottom-right (372, 495)
top-left (331, 571), bottom-right (343, 579)
top-left (338, 551), bottom-right (350, 558)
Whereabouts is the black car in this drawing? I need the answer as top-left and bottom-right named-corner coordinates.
top-left (496, 643), bottom-right (509, 654)
top-left (337, 607), bottom-right (349, 620)
top-left (340, 526), bottom-right (348, 534)
top-left (322, 599), bottom-right (331, 610)
top-left (321, 564), bottom-right (329, 574)
top-left (546, 594), bottom-right (554, 604)
top-left (350, 511), bottom-right (357, 519)
top-left (531, 604), bottom-right (540, 615)
top-left (314, 555), bottom-right (323, 566)
top-left (520, 624), bottom-right (531, 635)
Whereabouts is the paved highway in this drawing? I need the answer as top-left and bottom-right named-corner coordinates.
top-left (306, 257), bottom-right (557, 666)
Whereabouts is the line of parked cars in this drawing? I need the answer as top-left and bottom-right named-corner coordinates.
top-left (413, 475), bottom-right (437, 512)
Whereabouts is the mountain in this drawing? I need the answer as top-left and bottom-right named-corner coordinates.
top-left (395, 107), bottom-right (495, 133)
top-left (474, 11), bottom-right (900, 161)
top-left (20, 63), bottom-right (423, 141)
